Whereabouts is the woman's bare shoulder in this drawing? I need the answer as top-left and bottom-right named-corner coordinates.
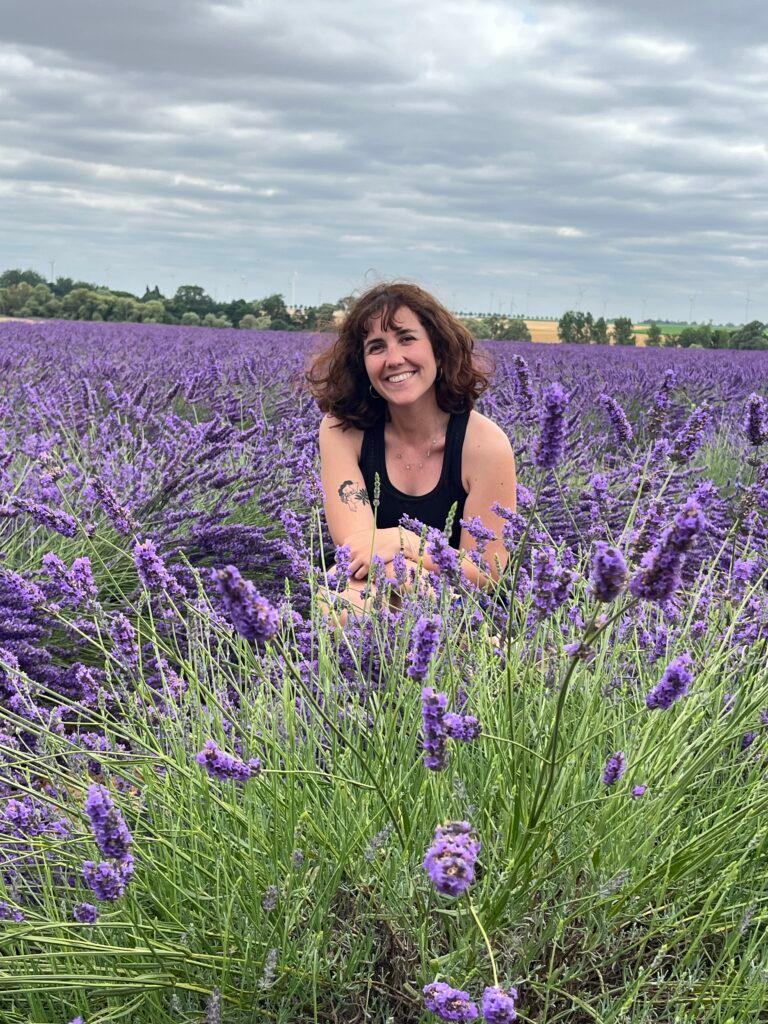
top-left (465, 410), bottom-right (512, 448)
top-left (319, 414), bottom-right (365, 460)
top-left (461, 411), bottom-right (514, 492)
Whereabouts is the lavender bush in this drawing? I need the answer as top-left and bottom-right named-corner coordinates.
top-left (0, 320), bottom-right (767, 1022)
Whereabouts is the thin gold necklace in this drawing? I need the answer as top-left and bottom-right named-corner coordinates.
top-left (391, 430), bottom-right (445, 471)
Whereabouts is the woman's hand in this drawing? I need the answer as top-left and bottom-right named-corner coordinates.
top-left (344, 526), bottom-right (404, 580)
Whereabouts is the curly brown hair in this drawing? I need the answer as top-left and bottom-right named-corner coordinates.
top-left (304, 281), bottom-right (494, 431)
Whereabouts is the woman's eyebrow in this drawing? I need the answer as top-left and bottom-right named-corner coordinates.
top-left (364, 327), bottom-right (413, 347)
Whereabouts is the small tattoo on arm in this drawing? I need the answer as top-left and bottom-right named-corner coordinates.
top-left (338, 480), bottom-right (371, 511)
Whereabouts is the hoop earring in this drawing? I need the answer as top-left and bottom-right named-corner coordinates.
top-left (436, 367), bottom-right (442, 381)
top-left (369, 384), bottom-right (378, 397)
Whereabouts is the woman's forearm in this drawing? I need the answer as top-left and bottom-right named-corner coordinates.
top-left (400, 528), bottom-right (497, 590)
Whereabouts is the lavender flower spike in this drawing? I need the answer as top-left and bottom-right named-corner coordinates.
top-left (744, 392), bottom-right (768, 447)
top-left (646, 652), bottom-right (694, 710)
top-left (133, 538), bottom-right (178, 594)
top-left (443, 712), bottom-right (481, 743)
top-left (423, 821), bottom-right (481, 897)
top-left (602, 751), bottom-right (626, 787)
top-left (629, 496), bottom-right (704, 603)
top-left (211, 565), bottom-right (279, 642)
top-left (590, 542), bottom-right (628, 602)
top-left (423, 981), bottom-right (479, 1021)
top-left (408, 615), bottom-right (442, 681)
top-left (599, 394), bottom-right (633, 446)
top-left (421, 687), bottom-right (449, 770)
top-left (533, 382), bottom-right (569, 470)
top-left (85, 784), bottom-right (132, 861)
top-left (482, 985), bottom-right (518, 1023)
top-left (73, 901), bottom-right (99, 923)
top-left (196, 739), bottom-right (261, 782)
top-left (83, 853), bottom-right (134, 901)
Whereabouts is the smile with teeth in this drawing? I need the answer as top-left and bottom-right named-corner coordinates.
top-left (385, 370), bottom-right (417, 384)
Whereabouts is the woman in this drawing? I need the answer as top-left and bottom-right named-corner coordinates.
top-left (305, 282), bottom-right (517, 621)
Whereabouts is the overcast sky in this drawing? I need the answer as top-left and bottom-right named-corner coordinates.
top-left (1, 0), bottom-right (767, 322)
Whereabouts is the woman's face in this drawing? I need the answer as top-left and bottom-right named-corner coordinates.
top-left (362, 305), bottom-right (439, 404)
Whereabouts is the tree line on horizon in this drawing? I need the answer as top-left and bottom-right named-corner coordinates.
top-left (557, 309), bottom-right (768, 349)
top-left (0, 269), bottom-right (766, 348)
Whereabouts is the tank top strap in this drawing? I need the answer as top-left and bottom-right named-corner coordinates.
top-left (443, 409), bottom-right (470, 496)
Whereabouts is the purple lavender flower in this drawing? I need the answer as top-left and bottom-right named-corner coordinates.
top-left (513, 354), bottom-right (535, 411)
top-left (85, 784), bottom-right (132, 860)
top-left (444, 712), bottom-right (481, 742)
top-left (744, 392), bottom-right (768, 447)
top-left (91, 477), bottom-right (137, 535)
top-left (83, 854), bottom-right (134, 901)
top-left (602, 751), bottom-right (626, 787)
top-left (408, 615), bottom-right (442, 681)
top-left (427, 529), bottom-right (461, 586)
top-left (423, 821), bottom-right (481, 898)
top-left (533, 382), bottom-right (569, 470)
top-left (600, 394), bottom-right (633, 446)
top-left (670, 406), bottom-right (710, 465)
top-left (631, 785), bottom-right (647, 799)
top-left (261, 885), bottom-right (279, 911)
top-left (0, 901), bottom-right (25, 922)
top-left (211, 565), bottom-right (279, 643)
top-left (421, 687), bottom-right (448, 770)
top-left (196, 739), bottom-right (261, 782)
top-left (13, 497), bottom-right (78, 537)
top-left (332, 543), bottom-right (352, 590)
top-left (629, 497), bottom-right (704, 603)
top-left (68, 1018), bottom-right (84, 1024)
top-left (423, 981), bottom-right (479, 1021)
top-left (73, 901), bottom-right (99, 923)
top-left (108, 612), bottom-right (139, 666)
top-left (531, 546), bottom-right (575, 618)
top-left (481, 985), bottom-right (518, 1022)
top-left (206, 987), bottom-right (222, 1024)
top-left (133, 538), bottom-right (176, 594)
top-left (645, 653), bottom-right (694, 710)
top-left (589, 543), bottom-right (628, 602)
top-left (41, 552), bottom-right (98, 606)
top-left (459, 516), bottom-right (497, 554)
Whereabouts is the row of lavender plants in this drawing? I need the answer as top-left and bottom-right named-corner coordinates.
top-left (1, 319), bottom-right (767, 1023)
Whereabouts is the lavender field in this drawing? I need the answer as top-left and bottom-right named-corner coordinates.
top-left (1, 319), bottom-right (767, 1023)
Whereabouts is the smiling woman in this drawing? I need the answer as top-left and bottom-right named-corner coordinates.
top-left (304, 281), bottom-right (517, 622)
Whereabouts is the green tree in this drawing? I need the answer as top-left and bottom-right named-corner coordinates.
top-left (239, 313), bottom-right (258, 329)
top-left (140, 299), bottom-right (167, 323)
top-left (181, 312), bottom-right (201, 326)
top-left (646, 322), bottom-right (663, 346)
top-left (171, 286), bottom-right (215, 318)
top-left (590, 316), bottom-right (609, 344)
top-left (0, 268), bottom-right (46, 288)
top-left (1, 282), bottom-right (36, 315)
top-left (678, 325), bottom-right (712, 348)
top-left (729, 320), bottom-right (767, 349)
top-left (612, 317), bottom-right (635, 345)
top-left (558, 311), bottom-right (578, 344)
top-left (18, 284), bottom-right (61, 318)
top-left (202, 312), bottom-right (232, 328)
top-left (260, 293), bottom-right (288, 320)
top-left (51, 276), bottom-right (75, 297)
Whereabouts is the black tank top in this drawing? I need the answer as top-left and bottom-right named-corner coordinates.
top-left (359, 410), bottom-right (470, 548)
